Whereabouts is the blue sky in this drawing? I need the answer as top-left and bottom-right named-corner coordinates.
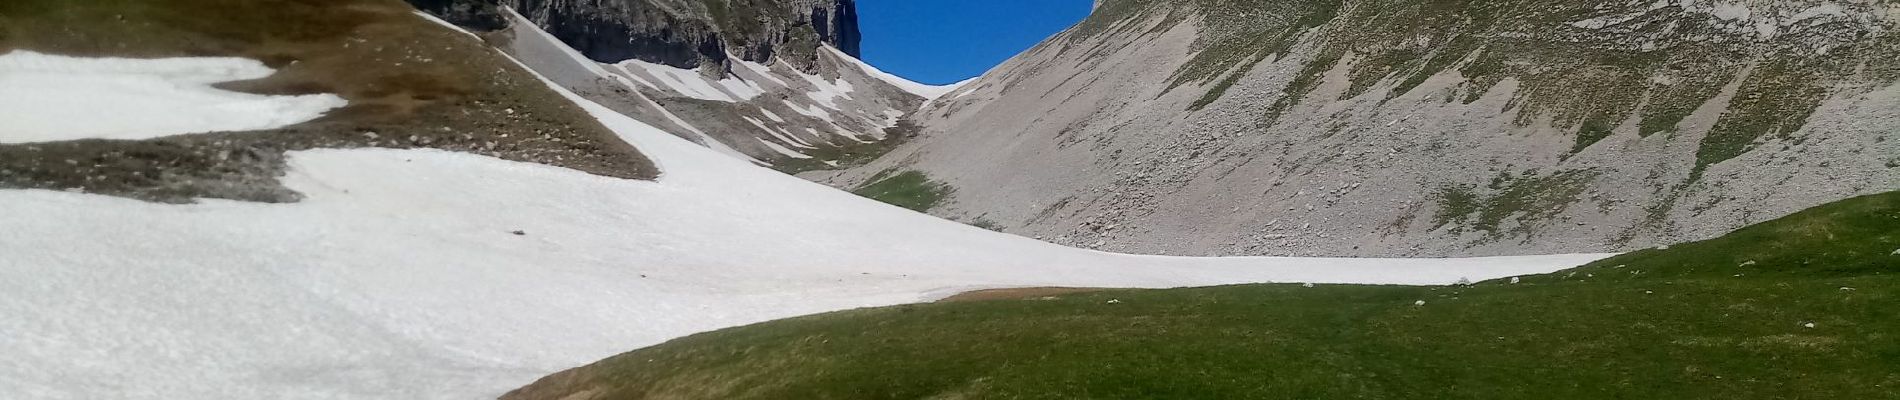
top-left (857, 0), bottom-right (1093, 85)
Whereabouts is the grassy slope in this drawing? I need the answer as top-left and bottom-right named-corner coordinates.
top-left (503, 192), bottom-right (1900, 400)
top-left (852, 169), bottom-right (950, 212)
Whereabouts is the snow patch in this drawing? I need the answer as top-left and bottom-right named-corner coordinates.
top-left (735, 59), bottom-right (789, 88)
top-left (757, 138), bottom-right (813, 159)
top-left (608, 63), bottom-right (659, 90)
top-left (0, 51), bottom-right (345, 144)
top-left (1569, 13), bottom-right (1643, 29)
top-left (820, 45), bottom-right (965, 99)
top-left (881, 108), bottom-right (906, 127)
top-left (793, 67), bottom-right (855, 110)
top-left (742, 116), bottom-right (815, 149)
top-left (617, 58), bottom-right (765, 103)
top-left (715, 74), bottom-right (767, 100)
top-left (622, 60), bottom-right (741, 102)
top-left (783, 100), bottom-right (834, 121)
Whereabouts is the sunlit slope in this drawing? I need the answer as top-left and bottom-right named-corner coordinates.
top-left (501, 192), bottom-right (1899, 400)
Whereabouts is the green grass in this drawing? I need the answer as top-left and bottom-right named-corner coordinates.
top-left (1691, 60), bottom-right (1832, 181)
top-left (503, 192), bottom-right (1900, 400)
top-left (852, 170), bottom-right (950, 212)
top-left (1431, 170), bottom-right (1597, 238)
top-left (965, 217), bottom-right (1005, 232)
top-left (1569, 117), bottom-right (1616, 154)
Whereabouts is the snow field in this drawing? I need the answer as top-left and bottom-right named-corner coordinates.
top-left (0, 51), bottom-right (345, 143)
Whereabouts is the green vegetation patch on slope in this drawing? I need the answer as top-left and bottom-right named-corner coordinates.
top-left (0, 0), bottom-right (657, 202)
top-left (1074, 0), bottom-right (1341, 112)
top-left (501, 192), bottom-right (1900, 400)
top-left (1071, 0), bottom-right (1893, 167)
top-left (1432, 169), bottom-right (1598, 240)
top-left (852, 169), bottom-right (950, 212)
top-left (1691, 60), bottom-right (1834, 179)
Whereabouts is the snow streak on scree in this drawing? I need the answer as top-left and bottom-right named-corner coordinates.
top-left (0, 53), bottom-right (1614, 400)
top-left (822, 45), bottom-right (966, 99)
top-left (0, 51), bottom-right (345, 143)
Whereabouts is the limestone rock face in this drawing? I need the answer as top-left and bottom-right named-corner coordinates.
top-left (405, 0), bottom-right (508, 30)
top-left (505, 0), bottom-right (862, 70)
top-left (809, 0), bottom-right (1900, 257)
top-left (415, 0), bottom-right (931, 171)
top-left (415, 0), bottom-right (861, 70)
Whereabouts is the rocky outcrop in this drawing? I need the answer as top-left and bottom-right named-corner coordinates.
top-left (504, 0), bottom-right (859, 70)
top-left (812, 0), bottom-right (1900, 257)
top-left (405, 0), bottom-right (508, 30)
top-left (408, 0), bottom-right (858, 70)
top-left (468, 0), bottom-right (939, 171)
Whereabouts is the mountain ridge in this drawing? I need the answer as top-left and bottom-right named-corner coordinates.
top-left (809, 0), bottom-right (1900, 257)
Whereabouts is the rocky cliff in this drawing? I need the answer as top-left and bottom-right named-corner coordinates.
top-left (412, 0), bottom-right (943, 170)
top-left (509, 0), bottom-right (860, 70)
top-left (410, 0), bottom-right (859, 70)
top-left (811, 0), bottom-right (1900, 257)
top-left (406, 0), bottom-right (508, 30)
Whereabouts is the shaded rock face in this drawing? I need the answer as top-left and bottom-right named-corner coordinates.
top-left (404, 0), bottom-right (507, 31)
top-left (491, 0), bottom-right (928, 173)
top-left (506, 0), bottom-right (860, 70)
top-left (809, 0), bottom-right (862, 56)
top-left (407, 0), bottom-right (859, 69)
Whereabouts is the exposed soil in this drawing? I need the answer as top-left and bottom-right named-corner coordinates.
top-left (0, 0), bottom-right (657, 203)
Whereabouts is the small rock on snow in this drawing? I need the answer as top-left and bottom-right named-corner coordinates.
top-left (510, 230), bottom-right (526, 236)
